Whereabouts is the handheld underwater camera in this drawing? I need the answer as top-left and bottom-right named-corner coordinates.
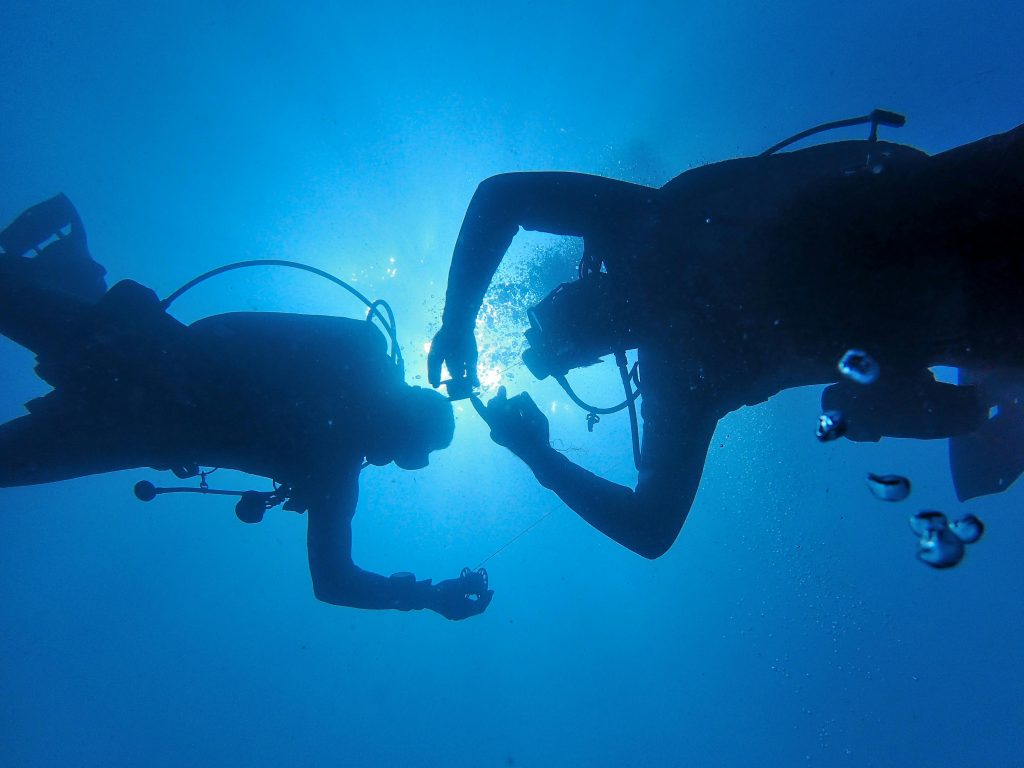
top-left (520, 272), bottom-right (644, 469)
top-left (521, 272), bottom-right (636, 381)
top-left (459, 566), bottom-right (489, 599)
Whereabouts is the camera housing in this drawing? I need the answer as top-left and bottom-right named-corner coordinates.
top-left (522, 273), bottom-right (636, 380)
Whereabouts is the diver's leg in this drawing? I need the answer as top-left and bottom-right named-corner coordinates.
top-left (942, 124), bottom-right (1024, 364)
top-left (928, 121), bottom-right (1024, 178)
top-left (872, 123), bottom-right (1024, 258)
top-left (0, 194), bottom-right (107, 356)
top-left (921, 123), bottom-right (1024, 259)
top-left (861, 124), bottom-right (1024, 366)
top-left (0, 194), bottom-right (107, 300)
top-left (0, 412), bottom-right (151, 487)
top-left (0, 256), bottom-right (92, 357)
top-left (932, 124), bottom-right (1024, 364)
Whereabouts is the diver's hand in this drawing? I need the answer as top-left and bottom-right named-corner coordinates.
top-left (427, 573), bottom-right (494, 621)
top-left (427, 324), bottom-right (479, 389)
top-left (480, 387), bottom-right (550, 458)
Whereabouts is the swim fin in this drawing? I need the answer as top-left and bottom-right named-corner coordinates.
top-left (950, 367), bottom-right (1024, 501)
top-left (0, 194), bottom-right (107, 302)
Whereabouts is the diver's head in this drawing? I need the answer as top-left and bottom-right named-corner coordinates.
top-left (368, 385), bottom-right (455, 470)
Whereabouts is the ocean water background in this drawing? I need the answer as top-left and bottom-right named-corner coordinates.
top-left (1, 2), bottom-right (1022, 766)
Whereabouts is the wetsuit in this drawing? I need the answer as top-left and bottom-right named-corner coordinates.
top-left (0, 196), bottom-right (489, 618)
top-left (0, 277), bottom-right (395, 494)
top-left (431, 123), bottom-right (1024, 556)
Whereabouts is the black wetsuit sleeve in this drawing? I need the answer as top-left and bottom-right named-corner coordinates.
top-left (305, 467), bottom-right (432, 612)
top-left (516, 346), bottom-right (721, 558)
top-left (441, 172), bottom-right (657, 328)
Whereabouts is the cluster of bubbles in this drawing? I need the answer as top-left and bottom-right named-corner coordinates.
top-left (817, 348), bottom-right (988, 570)
top-left (862, 471), bottom-right (985, 568)
top-left (910, 511), bottom-right (985, 569)
top-left (476, 238), bottom-right (582, 375)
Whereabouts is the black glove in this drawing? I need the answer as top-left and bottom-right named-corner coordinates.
top-left (427, 323), bottom-right (479, 389)
top-left (478, 387), bottom-right (550, 458)
top-left (427, 568), bottom-right (493, 621)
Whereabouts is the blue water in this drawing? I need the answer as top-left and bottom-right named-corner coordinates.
top-left (2, 2), bottom-right (1023, 766)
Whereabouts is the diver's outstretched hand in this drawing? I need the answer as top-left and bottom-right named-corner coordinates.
top-left (478, 387), bottom-right (550, 458)
top-left (428, 570), bottom-right (493, 620)
top-left (427, 324), bottom-right (479, 389)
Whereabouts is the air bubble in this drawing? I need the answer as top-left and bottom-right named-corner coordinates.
top-left (838, 349), bottom-right (880, 385)
top-left (917, 527), bottom-right (965, 569)
top-left (865, 473), bottom-right (910, 501)
top-left (949, 514), bottom-right (984, 544)
top-left (909, 510), bottom-right (948, 538)
top-left (816, 410), bottom-right (847, 442)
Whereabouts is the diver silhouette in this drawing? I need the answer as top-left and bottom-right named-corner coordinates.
top-left (429, 114), bottom-right (1024, 558)
top-left (0, 194), bottom-right (492, 620)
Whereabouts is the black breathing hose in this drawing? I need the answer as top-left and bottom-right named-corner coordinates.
top-left (161, 258), bottom-right (404, 372)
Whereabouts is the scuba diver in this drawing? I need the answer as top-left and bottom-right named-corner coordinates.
top-left (428, 110), bottom-right (1024, 559)
top-left (0, 194), bottom-right (492, 620)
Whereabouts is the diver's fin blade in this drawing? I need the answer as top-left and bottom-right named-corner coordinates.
top-left (0, 193), bottom-right (83, 256)
top-left (0, 194), bottom-right (106, 302)
top-left (950, 368), bottom-right (1024, 501)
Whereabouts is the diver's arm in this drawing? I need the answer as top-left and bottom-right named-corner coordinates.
top-left (526, 415), bottom-right (717, 560)
top-left (441, 172), bottom-right (653, 326)
top-left (430, 172), bottom-right (657, 385)
top-left (305, 468), bottom-right (491, 619)
top-left (481, 382), bottom-right (719, 559)
top-left (304, 472), bottom-right (428, 611)
top-left (520, 447), bottom-right (692, 559)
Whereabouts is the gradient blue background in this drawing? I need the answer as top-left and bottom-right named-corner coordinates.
top-left (1, 2), bottom-right (1022, 766)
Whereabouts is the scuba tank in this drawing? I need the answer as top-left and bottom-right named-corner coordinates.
top-left (134, 258), bottom-right (404, 520)
top-left (161, 259), bottom-right (404, 376)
